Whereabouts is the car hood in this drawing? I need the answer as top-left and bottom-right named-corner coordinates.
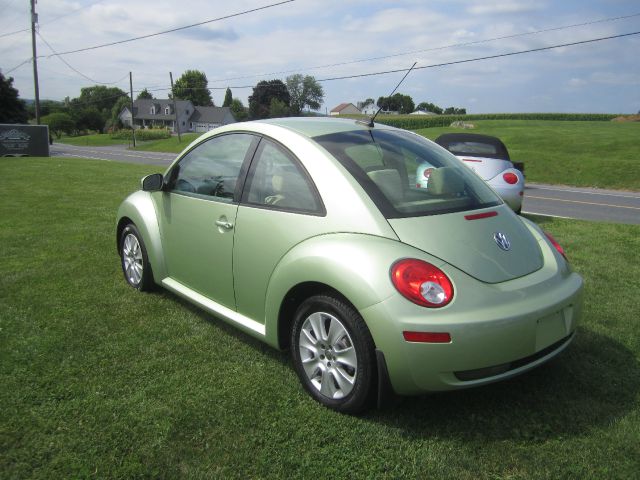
top-left (387, 206), bottom-right (543, 283)
top-left (456, 155), bottom-right (512, 181)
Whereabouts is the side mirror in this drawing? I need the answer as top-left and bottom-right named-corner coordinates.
top-left (141, 173), bottom-right (164, 191)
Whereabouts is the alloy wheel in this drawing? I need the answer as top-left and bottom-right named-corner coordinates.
top-left (298, 311), bottom-right (358, 399)
top-left (122, 233), bottom-right (143, 286)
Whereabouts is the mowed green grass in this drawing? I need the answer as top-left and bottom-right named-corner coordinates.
top-left (56, 133), bottom-right (135, 147)
top-left (2, 157), bottom-right (639, 478)
top-left (57, 132), bottom-right (202, 152)
top-left (132, 133), bottom-right (202, 153)
top-left (416, 120), bottom-right (640, 191)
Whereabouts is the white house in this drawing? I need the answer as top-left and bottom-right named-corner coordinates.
top-left (357, 101), bottom-right (378, 116)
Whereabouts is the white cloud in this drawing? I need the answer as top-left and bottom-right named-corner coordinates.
top-left (590, 72), bottom-right (640, 85)
top-left (1, 0), bottom-right (637, 113)
top-left (467, 1), bottom-right (546, 15)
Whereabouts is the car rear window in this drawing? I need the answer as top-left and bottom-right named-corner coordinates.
top-left (313, 129), bottom-right (501, 218)
top-left (447, 141), bottom-right (498, 156)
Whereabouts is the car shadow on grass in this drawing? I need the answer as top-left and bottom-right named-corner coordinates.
top-left (365, 327), bottom-right (639, 441)
top-left (157, 291), bottom-right (637, 441)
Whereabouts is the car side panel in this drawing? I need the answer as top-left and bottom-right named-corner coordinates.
top-left (262, 233), bottom-right (447, 348)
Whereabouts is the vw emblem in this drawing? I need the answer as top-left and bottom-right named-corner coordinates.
top-left (494, 232), bottom-right (511, 251)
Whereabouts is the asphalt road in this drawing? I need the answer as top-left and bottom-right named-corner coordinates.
top-left (51, 142), bottom-right (176, 166)
top-left (522, 184), bottom-right (640, 225)
top-left (51, 143), bottom-right (640, 225)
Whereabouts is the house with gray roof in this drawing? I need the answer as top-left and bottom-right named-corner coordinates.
top-left (119, 99), bottom-right (235, 133)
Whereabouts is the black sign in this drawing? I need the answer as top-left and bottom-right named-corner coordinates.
top-left (0, 124), bottom-right (50, 157)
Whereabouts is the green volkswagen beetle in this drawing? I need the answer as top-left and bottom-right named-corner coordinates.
top-left (116, 117), bottom-right (583, 413)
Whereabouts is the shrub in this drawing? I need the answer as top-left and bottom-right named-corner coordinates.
top-left (111, 128), bottom-right (171, 141)
top-left (41, 112), bottom-right (75, 138)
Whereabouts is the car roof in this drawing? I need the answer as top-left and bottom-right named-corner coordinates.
top-left (256, 117), bottom-right (392, 138)
top-left (434, 133), bottom-right (510, 160)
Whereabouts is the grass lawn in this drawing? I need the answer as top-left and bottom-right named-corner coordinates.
top-left (2, 157), bottom-right (639, 478)
top-left (415, 120), bottom-right (640, 191)
top-left (132, 133), bottom-right (202, 153)
top-left (56, 132), bottom-right (202, 153)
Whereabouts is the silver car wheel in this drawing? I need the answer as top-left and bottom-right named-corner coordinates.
top-left (298, 311), bottom-right (358, 399)
top-left (122, 233), bottom-right (143, 286)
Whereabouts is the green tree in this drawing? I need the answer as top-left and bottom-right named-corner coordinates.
top-left (73, 107), bottom-right (105, 133)
top-left (269, 98), bottom-right (289, 118)
top-left (223, 88), bottom-right (233, 107)
top-left (76, 85), bottom-right (127, 115)
top-left (172, 70), bottom-right (213, 106)
top-left (230, 98), bottom-right (248, 121)
top-left (416, 101), bottom-right (443, 115)
top-left (137, 88), bottom-right (153, 100)
top-left (42, 112), bottom-right (75, 138)
top-left (26, 99), bottom-right (66, 120)
top-left (285, 74), bottom-right (324, 115)
top-left (111, 96), bottom-right (131, 127)
top-left (248, 80), bottom-right (290, 119)
top-left (377, 93), bottom-right (414, 114)
top-left (0, 72), bottom-right (29, 124)
top-left (444, 107), bottom-right (466, 115)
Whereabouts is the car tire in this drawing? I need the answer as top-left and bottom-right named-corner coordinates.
top-left (119, 223), bottom-right (154, 291)
top-left (291, 294), bottom-right (376, 413)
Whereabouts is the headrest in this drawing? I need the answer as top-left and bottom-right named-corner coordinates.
top-left (367, 169), bottom-right (403, 203)
top-left (428, 167), bottom-right (464, 196)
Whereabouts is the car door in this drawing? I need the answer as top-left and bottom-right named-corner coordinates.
top-left (233, 138), bottom-right (326, 323)
top-left (158, 133), bottom-right (257, 309)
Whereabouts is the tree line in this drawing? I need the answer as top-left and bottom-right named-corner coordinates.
top-left (2, 68), bottom-right (466, 139)
top-left (360, 93), bottom-right (465, 115)
top-left (0, 69), bottom-right (327, 137)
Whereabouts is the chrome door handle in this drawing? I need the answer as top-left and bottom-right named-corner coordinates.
top-left (215, 220), bottom-right (234, 230)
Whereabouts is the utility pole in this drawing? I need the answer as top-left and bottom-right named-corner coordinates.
top-left (30, 0), bottom-right (41, 124)
top-left (129, 72), bottom-right (136, 148)
top-left (169, 72), bottom-right (181, 142)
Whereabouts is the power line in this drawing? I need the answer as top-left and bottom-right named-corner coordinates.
top-left (147, 29), bottom-right (640, 90)
top-left (4, 57), bottom-right (32, 75)
top-left (117, 29), bottom-right (640, 95)
top-left (207, 12), bottom-right (640, 84)
top-left (41, 0), bottom-right (105, 27)
top-left (316, 30), bottom-right (640, 82)
top-left (37, 31), bottom-right (128, 85)
top-left (40, 0), bottom-right (296, 57)
top-left (0, 0), bottom-right (105, 39)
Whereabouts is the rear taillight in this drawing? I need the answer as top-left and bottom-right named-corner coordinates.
top-left (544, 231), bottom-right (567, 260)
top-left (391, 259), bottom-right (454, 307)
top-left (503, 172), bottom-right (518, 184)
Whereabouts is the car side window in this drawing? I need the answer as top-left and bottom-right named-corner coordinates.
top-left (168, 133), bottom-right (255, 202)
top-left (243, 139), bottom-right (322, 214)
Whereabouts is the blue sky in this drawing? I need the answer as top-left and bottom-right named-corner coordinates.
top-left (1, 0), bottom-right (639, 113)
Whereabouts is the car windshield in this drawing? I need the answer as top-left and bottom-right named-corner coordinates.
top-left (313, 129), bottom-right (502, 218)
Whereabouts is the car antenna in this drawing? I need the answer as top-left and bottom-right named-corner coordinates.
top-left (357, 61), bottom-right (418, 128)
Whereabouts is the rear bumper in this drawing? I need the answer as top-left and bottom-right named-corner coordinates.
top-left (360, 261), bottom-right (583, 395)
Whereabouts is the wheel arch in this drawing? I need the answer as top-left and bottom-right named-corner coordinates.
top-left (276, 282), bottom-right (359, 350)
top-left (116, 191), bottom-right (167, 283)
top-left (263, 233), bottom-right (413, 350)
